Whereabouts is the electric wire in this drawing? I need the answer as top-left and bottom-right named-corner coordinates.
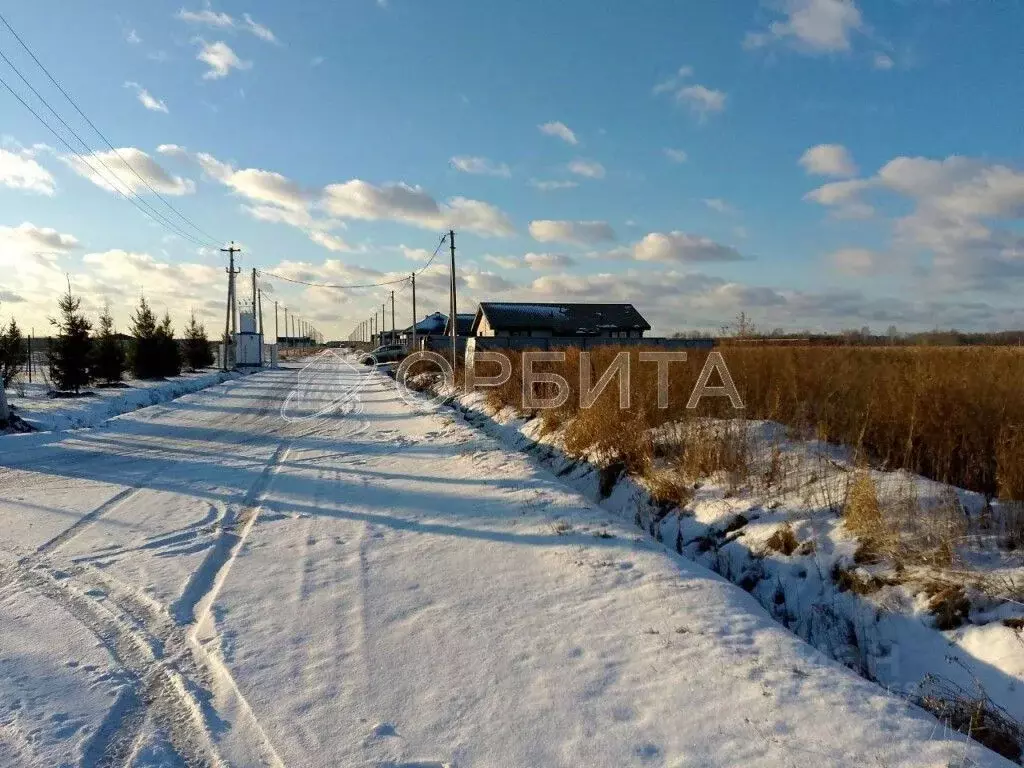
top-left (0, 10), bottom-right (221, 245)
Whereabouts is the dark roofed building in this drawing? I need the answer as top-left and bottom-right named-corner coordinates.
top-left (400, 311), bottom-right (448, 338)
top-left (443, 313), bottom-right (476, 337)
top-left (471, 302), bottom-right (651, 339)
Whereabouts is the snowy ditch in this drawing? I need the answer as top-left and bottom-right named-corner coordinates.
top-left (401, 373), bottom-right (1024, 763)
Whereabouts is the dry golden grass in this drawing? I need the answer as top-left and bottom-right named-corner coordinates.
top-left (473, 345), bottom-right (1024, 501)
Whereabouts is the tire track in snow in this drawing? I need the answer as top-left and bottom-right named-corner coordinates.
top-left (29, 436), bottom-right (294, 768)
top-left (5, 564), bottom-right (225, 768)
top-left (179, 437), bottom-right (292, 768)
top-left (31, 486), bottom-right (142, 559)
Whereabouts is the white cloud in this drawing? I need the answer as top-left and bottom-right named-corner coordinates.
top-left (653, 65), bottom-right (695, 95)
top-left (872, 52), bottom-right (894, 70)
top-left (799, 143), bottom-right (857, 177)
top-left (196, 153), bottom-right (308, 210)
top-left (0, 149), bottom-right (55, 195)
top-left (530, 179), bottom-right (578, 191)
top-left (0, 222), bottom-right (79, 256)
top-left (664, 148), bottom-right (688, 163)
top-left (524, 252), bottom-right (575, 270)
top-left (465, 271), bottom-right (516, 293)
top-left (804, 178), bottom-right (874, 218)
top-left (401, 245), bottom-right (433, 262)
top-left (177, 9), bottom-right (234, 28)
top-left (156, 144), bottom-right (189, 158)
top-left (829, 247), bottom-right (879, 275)
top-left (653, 67), bottom-right (726, 119)
top-left (567, 159), bottom-right (606, 179)
top-left (450, 156), bottom-right (511, 178)
top-left (177, 7), bottom-right (277, 42)
top-left (676, 85), bottom-right (727, 118)
top-left (631, 231), bottom-right (743, 263)
top-left (745, 0), bottom-right (864, 54)
top-left (308, 230), bottom-right (352, 252)
top-left (195, 40), bottom-right (251, 79)
top-left (126, 29), bottom-right (142, 45)
top-left (703, 198), bottom-right (737, 215)
top-left (538, 121), bottom-right (578, 145)
top-left (809, 154), bottom-right (1024, 289)
top-left (483, 254), bottom-right (520, 270)
top-left (529, 220), bottom-right (616, 246)
top-left (242, 13), bottom-right (277, 43)
top-left (322, 180), bottom-right (514, 236)
top-left (182, 148), bottom-right (515, 241)
top-left (481, 252), bottom-right (573, 272)
top-left (124, 81), bottom-right (169, 113)
top-left (64, 147), bottom-right (195, 196)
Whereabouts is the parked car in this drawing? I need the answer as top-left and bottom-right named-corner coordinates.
top-left (359, 344), bottom-right (406, 365)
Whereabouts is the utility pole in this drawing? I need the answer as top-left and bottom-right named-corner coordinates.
top-left (381, 303), bottom-right (386, 344)
top-left (390, 291), bottom-right (395, 345)
top-left (251, 269), bottom-right (262, 367)
top-left (449, 229), bottom-right (457, 369)
top-left (221, 242), bottom-right (241, 371)
top-left (274, 300), bottom-right (279, 344)
top-left (411, 272), bottom-right (417, 351)
top-left (283, 307), bottom-right (289, 347)
top-left (257, 289), bottom-right (265, 366)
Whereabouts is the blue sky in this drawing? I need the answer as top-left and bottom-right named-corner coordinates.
top-left (2, 0), bottom-right (1023, 338)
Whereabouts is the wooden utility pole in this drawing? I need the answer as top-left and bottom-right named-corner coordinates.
top-left (449, 229), bottom-right (457, 369)
top-left (274, 300), bottom-right (279, 343)
top-left (221, 242), bottom-right (241, 371)
top-left (251, 269), bottom-right (262, 367)
top-left (390, 291), bottom-right (395, 344)
top-left (411, 272), bottom-right (417, 351)
top-left (381, 303), bottom-right (386, 344)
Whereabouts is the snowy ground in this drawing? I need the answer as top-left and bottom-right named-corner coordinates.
top-left (4, 369), bottom-right (241, 433)
top-left (0, 353), bottom-right (1015, 767)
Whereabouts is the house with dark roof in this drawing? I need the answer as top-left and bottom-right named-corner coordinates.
top-left (443, 313), bottom-right (476, 337)
top-left (399, 311), bottom-right (448, 340)
top-left (470, 303), bottom-right (651, 339)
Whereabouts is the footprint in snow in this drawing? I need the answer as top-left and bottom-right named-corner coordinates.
top-left (370, 722), bottom-right (397, 738)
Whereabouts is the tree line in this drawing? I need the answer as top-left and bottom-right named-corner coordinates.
top-left (1, 283), bottom-right (216, 395)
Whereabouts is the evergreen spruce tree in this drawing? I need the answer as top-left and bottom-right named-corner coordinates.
top-left (90, 303), bottom-right (126, 385)
top-left (0, 318), bottom-right (28, 388)
top-left (47, 282), bottom-right (93, 393)
top-left (183, 313), bottom-right (214, 371)
top-left (156, 312), bottom-right (182, 377)
top-left (129, 296), bottom-right (161, 379)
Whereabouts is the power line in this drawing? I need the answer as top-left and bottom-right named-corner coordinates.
top-left (0, 69), bottom-right (210, 248)
top-left (257, 269), bottom-right (410, 290)
top-left (260, 233), bottom-right (450, 292)
top-left (415, 233), bottom-right (448, 276)
top-left (0, 10), bottom-right (221, 246)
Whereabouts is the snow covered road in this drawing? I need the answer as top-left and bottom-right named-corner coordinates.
top-left (0, 355), bottom-right (1012, 767)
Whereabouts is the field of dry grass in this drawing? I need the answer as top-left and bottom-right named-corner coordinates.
top-left (475, 345), bottom-right (1024, 502)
